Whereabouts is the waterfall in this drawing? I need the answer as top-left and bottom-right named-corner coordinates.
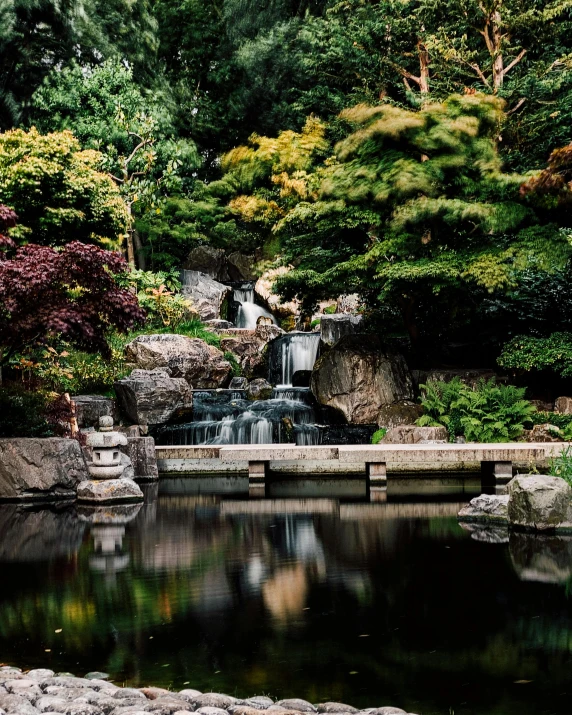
top-left (233, 284), bottom-right (277, 329)
top-left (155, 389), bottom-right (321, 446)
top-left (269, 332), bottom-right (320, 387)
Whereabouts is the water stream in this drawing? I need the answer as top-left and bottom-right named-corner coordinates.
top-left (233, 284), bottom-right (277, 329)
top-left (268, 332), bottom-right (321, 387)
top-left (155, 388), bottom-right (320, 446)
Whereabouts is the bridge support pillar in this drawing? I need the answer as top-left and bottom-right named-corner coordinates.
top-left (481, 460), bottom-right (513, 487)
top-left (248, 461), bottom-right (269, 483)
top-left (366, 462), bottom-right (387, 485)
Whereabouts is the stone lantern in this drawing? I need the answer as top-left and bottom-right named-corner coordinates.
top-left (86, 416), bottom-right (127, 479)
top-left (77, 416), bottom-right (144, 504)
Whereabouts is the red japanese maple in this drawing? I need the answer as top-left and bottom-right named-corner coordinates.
top-left (0, 205), bottom-right (145, 364)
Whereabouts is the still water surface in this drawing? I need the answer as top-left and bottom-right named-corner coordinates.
top-left (0, 476), bottom-right (571, 715)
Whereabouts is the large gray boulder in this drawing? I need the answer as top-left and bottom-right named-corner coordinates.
top-left (114, 369), bottom-right (193, 425)
top-left (184, 246), bottom-right (227, 280)
top-left (310, 335), bottom-right (414, 424)
top-left (125, 334), bottom-right (231, 388)
top-left (320, 314), bottom-right (363, 347)
top-left (508, 475), bottom-right (572, 530)
top-left (220, 323), bottom-right (284, 378)
top-left (0, 438), bottom-right (87, 501)
top-left (180, 270), bottom-right (231, 321)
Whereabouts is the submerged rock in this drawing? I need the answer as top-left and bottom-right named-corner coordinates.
top-left (125, 334), bottom-right (231, 388)
top-left (115, 369), bottom-right (193, 426)
top-left (0, 438), bottom-right (87, 501)
top-left (310, 335), bottom-right (414, 424)
top-left (508, 475), bottom-right (572, 530)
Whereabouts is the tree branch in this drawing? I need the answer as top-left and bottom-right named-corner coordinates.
top-left (501, 49), bottom-right (527, 79)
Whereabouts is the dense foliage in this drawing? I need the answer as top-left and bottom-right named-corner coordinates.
top-left (417, 378), bottom-right (536, 442)
top-left (0, 206), bottom-right (144, 366)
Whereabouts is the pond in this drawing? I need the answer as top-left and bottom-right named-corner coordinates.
top-left (0, 476), bottom-right (571, 715)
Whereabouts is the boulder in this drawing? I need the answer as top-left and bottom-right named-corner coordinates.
top-left (227, 251), bottom-right (255, 281)
top-left (0, 438), bottom-right (88, 501)
top-left (219, 324), bottom-right (284, 379)
top-left (184, 246), bottom-right (227, 280)
top-left (458, 494), bottom-right (509, 524)
top-left (382, 425), bottom-right (448, 444)
top-left (411, 368), bottom-right (499, 389)
top-left (246, 378), bottom-right (273, 401)
top-left (72, 396), bottom-right (117, 428)
top-left (507, 475), bottom-right (572, 530)
top-left (114, 369), bottom-right (193, 426)
top-left (77, 478), bottom-right (144, 504)
top-left (555, 396), bottom-right (572, 414)
top-left (320, 314), bottom-right (363, 347)
top-left (377, 403), bottom-right (423, 429)
top-left (229, 377), bottom-right (248, 389)
top-left (525, 423), bottom-right (562, 443)
top-left (255, 267), bottom-right (299, 319)
top-left (119, 437), bottom-right (159, 481)
top-left (124, 334), bottom-right (231, 388)
top-left (310, 335), bottom-right (414, 424)
top-left (292, 370), bottom-right (312, 388)
top-left (180, 270), bottom-right (231, 321)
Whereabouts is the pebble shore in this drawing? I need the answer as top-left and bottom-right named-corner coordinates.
top-left (0, 667), bottom-right (418, 715)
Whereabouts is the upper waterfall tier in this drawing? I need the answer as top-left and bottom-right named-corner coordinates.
top-left (233, 284), bottom-right (277, 329)
top-left (268, 332), bottom-right (321, 387)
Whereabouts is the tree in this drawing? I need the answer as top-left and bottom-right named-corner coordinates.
top-left (0, 0), bottom-right (159, 129)
top-left (219, 95), bottom-right (572, 352)
top-left (0, 205), bottom-right (144, 366)
top-left (0, 127), bottom-right (128, 249)
top-left (30, 60), bottom-right (200, 266)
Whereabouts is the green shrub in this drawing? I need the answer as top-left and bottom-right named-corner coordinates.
top-left (371, 428), bottom-right (387, 444)
top-left (117, 269), bottom-right (194, 329)
top-left (498, 332), bottom-right (572, 378)
top-left (0, 387), bottom-right (71, 438)
top-left (417, 378), bottom-right (536, 443)
top-left (548, 446), bottom-right (572, 486)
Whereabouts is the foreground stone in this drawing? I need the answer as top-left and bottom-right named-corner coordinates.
top-left (508, 475), bottom-right (572, 530)
top-left (458, 494), bottom-right (509, 524)
top-left (459, 474), bottom-right (572, 532)
top-left (0, 439), bottom-right (88, 501)
top-left (311, 335), bottom-right (414, 424)
top-left (125, 334), bottom-right (231, 388)
top-left (77, 478), bottom-right (144, 504)
top-left (119, 437), bottom-right (159, 481)
top-left (115, 369), bottom-right (193, 426)
top-left (0, 668), bottom-right (417, 715)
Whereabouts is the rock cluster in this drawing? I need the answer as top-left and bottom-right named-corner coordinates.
top-left (0, 667), bottom-right (418, 715)
top-left (459, 474), bottom-right (572, 531)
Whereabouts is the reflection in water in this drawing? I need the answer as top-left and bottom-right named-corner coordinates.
top-left (0, 478), bottom-right (572, 715)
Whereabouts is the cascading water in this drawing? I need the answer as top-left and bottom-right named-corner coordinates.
top-left (234, 284), bottom-right (277, 329)
top-left (155, 388), bottom-right (321, 446)
top-left (268, 332), bottom-right (321, 387)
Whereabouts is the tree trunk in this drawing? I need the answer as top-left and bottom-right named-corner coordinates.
top-left (491, 11), bottom-right (504, 91)
top-left (125, 203), bottom-right (135, 267)
top-left (133, 228), bottom-right (146, 270)
top-left (399, 295), bottom-right (419, 347)
top-left (418, 41), bottom-right (430, 94)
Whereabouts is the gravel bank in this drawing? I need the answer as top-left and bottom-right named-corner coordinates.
top-left (0, 667), bottom-right (418, 715)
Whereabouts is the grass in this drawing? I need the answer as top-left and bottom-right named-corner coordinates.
top-left (548, 445), bottom-right (572, 486)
